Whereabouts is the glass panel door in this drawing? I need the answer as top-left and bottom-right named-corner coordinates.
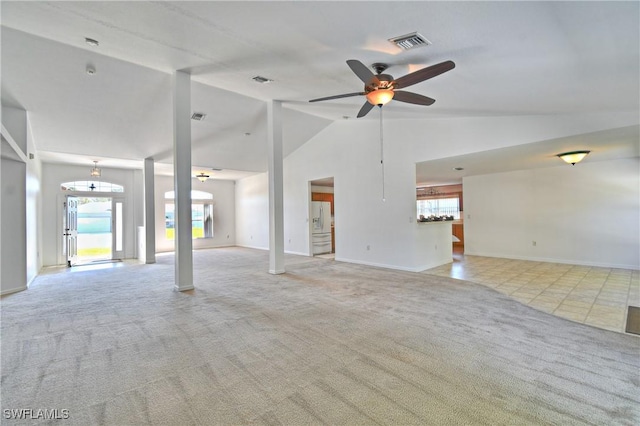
top-left (112, 198), bottom-right (125, 259)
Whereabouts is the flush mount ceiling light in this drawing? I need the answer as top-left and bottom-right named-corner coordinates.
top-left (196, 172), bottom-right (210, 183)
top-left (90, 161), bottom-right (101, 177)
top-left (557, 150), bottom-right (590, 165)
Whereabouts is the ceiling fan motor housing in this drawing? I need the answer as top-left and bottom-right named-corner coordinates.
top-left (365, 74), bottom-right (396, 93)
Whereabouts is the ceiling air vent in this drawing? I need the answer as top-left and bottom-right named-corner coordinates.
top-left (388, 32), bottom-right (431, 50)
top-left (252, 76), bottom-right (273, 84)
top-left (191, 112), bottom-right (207, 121)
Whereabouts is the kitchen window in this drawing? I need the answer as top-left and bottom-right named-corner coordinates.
top-left (416, 197), bottom-right (460, 219)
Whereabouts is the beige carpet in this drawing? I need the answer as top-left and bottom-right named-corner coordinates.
top-left (1, 247), bottom-right (639, 425)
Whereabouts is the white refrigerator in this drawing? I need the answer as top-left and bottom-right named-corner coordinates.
top-left (311, 201), bottom-right (332, 254)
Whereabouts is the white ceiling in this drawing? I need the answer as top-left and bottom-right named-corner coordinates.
top-left (1, 1), bottom-right (638, 183)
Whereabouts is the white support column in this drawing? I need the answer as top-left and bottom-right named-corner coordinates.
top-left (173, 70), bottom-right (194, 291)
top-left (267, 100), bottom-right (285, 274)
top-left (143, 157), bottom-right (156, 264)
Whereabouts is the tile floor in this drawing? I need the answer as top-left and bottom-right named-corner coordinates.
top-left (425, 250), bottom-right (640, 335)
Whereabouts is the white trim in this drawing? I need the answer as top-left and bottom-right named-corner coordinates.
top-left (285, 250), bottom-right (310, 256)
top-left (0, 285), bottom-right (27, 296)
top-left (335, 257), bottom-right (432, 273)
top-left (236, 244), bottom-right (268, 251)
top-left (463, 250), bottom-right (640, 271)
top-left (1, 124), bottom-right (28, 163)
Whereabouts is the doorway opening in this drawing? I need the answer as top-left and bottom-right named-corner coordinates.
top-left (61, 180), bottom-right (125, 267)
top-left (415, 183), bottom-right (464, 255)
top-left (310, 177), bottom-right (335, 259)
top-left (77, 197), bottom-right (113, 263)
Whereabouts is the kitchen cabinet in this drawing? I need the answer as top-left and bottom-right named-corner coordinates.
top-left (312, 192), bottom-right (334, 215)
top-left (452, 223), bottom-right (464, 247)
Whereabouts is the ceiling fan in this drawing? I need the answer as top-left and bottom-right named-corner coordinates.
top-left (309, 59), bottom-right (455, 117)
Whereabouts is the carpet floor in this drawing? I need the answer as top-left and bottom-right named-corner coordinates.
top-left (1, 247), bottom-right (639, 425)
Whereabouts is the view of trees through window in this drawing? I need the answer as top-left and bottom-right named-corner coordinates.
top-left (164, 190), bottom-right (214, 240)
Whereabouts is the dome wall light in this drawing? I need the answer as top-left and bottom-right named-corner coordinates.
top-left (196, 172), bottom-right (210, 183)
top-left (366, 89), bottom-right (395, 106)
top-left (557, 150), bottom-right (590, 165)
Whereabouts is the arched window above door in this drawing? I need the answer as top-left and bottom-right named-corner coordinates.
top-left (61, 181), bottom-right (124, 193)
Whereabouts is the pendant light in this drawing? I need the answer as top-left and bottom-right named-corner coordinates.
top-left (90, 161), bottom-right (101, 177)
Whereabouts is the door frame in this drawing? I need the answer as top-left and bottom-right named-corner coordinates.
top-left (58, 192), bottom-right (126, 265)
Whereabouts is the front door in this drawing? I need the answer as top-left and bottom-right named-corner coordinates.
top-left (65, 196), bottom-right (78, 267)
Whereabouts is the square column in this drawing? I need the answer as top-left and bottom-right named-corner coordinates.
top-left (143, 157), bottom-right (156, 264)
top-left (173, 70), bottom-right (194, 291)
top-left (267, 100), bottom-right (285, 274)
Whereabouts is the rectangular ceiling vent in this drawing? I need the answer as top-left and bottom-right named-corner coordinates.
top-left (191, 112), bottom-right (207, 121)
top-left (252, 76), bottom-right (273, 84)
top-left (388, 32), bottom-right (431, 50)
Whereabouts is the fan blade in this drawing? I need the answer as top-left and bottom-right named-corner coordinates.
top-left (394, 60), bottom-right (455, 89)
top-left (309, 92), bottom-right (364, 102)
top-left (393, 90), bottom-right (436, 106)
top-left (357, 102), bottom-right (375, 118)
top-left (347, 59), bottom-right (375, 83)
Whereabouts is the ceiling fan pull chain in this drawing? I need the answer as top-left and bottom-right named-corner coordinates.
top-left (379, 105), bottom-right (385, 202)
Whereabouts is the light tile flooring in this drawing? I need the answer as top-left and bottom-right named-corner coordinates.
top-left (425, 250), bottom-right (640, 335)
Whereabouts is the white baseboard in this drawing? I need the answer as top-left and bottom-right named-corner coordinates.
top-left (335, 257), bottom-right (426, 273)
top-left (463, 250), bottom-right (640, 270)
top-left (235, 244), bottom-right (268, 251)
top-left (1, 285), bottom-right (27, 296)
top-left (285, 250), bottom-right (310, 256)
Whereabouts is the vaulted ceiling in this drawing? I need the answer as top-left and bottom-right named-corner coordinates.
top-left (1, 1), bottom-right (638, 181)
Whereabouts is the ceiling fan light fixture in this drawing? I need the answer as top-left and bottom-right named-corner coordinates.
top-left (196, 172), bottom-right (210, 183)
top-left (557, 150), bottom-right (590, 165)
top-left (366, 89), bottom-right (394, 106)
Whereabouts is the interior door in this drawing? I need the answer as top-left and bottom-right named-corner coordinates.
top-left (65, 196), bottom-right (78, 267)
top-left (112, 197), bottom-right (125, 259)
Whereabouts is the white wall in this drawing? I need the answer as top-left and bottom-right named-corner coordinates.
top-left (1, 107), bottom-right (42, 295)
top-left (41, 164), bottom-right (141, 266)
top-left (154, 175), bottom-right (236, 253)
top-left (1, 158), bottom-right (27, 294)
top-left (25, 113), bottom-right (43, 284)
top-left (235, 173), bottom-right (269, 250)
top-left (464, 158), bottom-right (640, 269)
top-left (235, 111), bottom-right (639, 271)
